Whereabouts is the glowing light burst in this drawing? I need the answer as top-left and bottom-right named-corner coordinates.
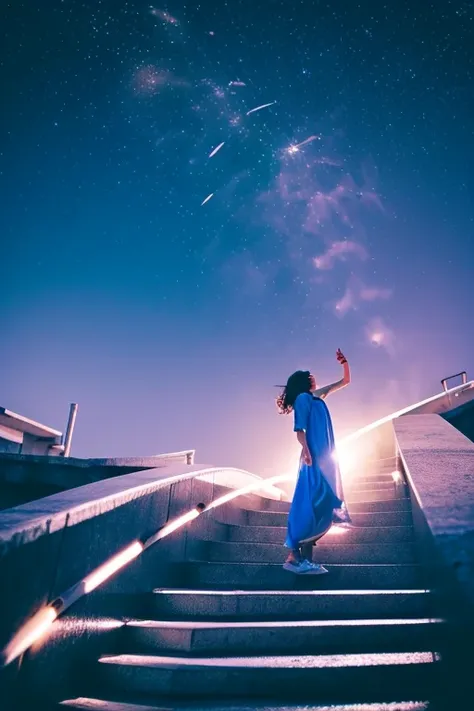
top-left (325, 525), bottom-right (349, 536)
top-left (285, 135), bottom-right (320, 155)
top-left (332, 445), bottom-right (355, 475)
top-left (1, 606), bottom-right (58, 666)
top-left (366, 317), bottom-right (396, 355)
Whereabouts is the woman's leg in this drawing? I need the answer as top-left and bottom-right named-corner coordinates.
top-left (285, 547), bottom-right (301, 564)
top-left (300, 524), bottom-right (332, 562)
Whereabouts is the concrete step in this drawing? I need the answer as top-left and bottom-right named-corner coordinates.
top-left (215, 498), bottom-right (411, 528)
top-left (239, 499), bottom-right (411, 528)
top-left (350, 511), bottom-right (413, 527)
top-left (192, 540), bottom-right (416, 565)
top-left (59, 696), bottom-right (431, 710)
top-left (345, 499), bottom-right (411, 513)
top-left (346, 480), bottom-right (398, 492)
top-left (219, 523), bottom-right (414, 545)
top-left (346, 489), bottom-right (407, 503)
top-left (99, 651), bottom-right (439, 701)
top-left (236, 481), bottom-right (409, 508)
top-left (125, 617), bottom-right (443, 656)
top-left (350, 472), bottom-right (399, 484)
top-left (238, 494), bottom-right (291, 512)
top-left (177, 561), bottom-right (423, 590)
top-left (152, 588), bottom-right (431, 621)
top-left (364, 457), bottom-right (398, 470)
top-left (59, 700), bottom-right (167, 710)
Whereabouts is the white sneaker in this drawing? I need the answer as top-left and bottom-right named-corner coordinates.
top-left (283, 560), bottom-right (304, 574)
top-left (299, 560), bottom-right (329, 575)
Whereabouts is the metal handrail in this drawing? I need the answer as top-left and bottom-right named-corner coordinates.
top-left (343, 378), bottom-right (473, 444)
top-left (441, 371), bottom-right (468, 392)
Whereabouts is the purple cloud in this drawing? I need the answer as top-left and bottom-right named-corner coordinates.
top-left (314, 240), bottom-right (369, 270)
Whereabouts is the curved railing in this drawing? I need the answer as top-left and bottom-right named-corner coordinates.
top-left (0, 464), bottom-right (287, 667)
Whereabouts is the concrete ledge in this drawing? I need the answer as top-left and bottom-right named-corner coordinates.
top-left (0, 451), bottom-right (196, 469)
top-left (395, 414), bottom-right (474, 537)
top-left (0, 452), bottom-right (198, 511)
top-left (0, 464), bottom-right (271, 554)
top-left (394, 413), bottom-right (474, 705)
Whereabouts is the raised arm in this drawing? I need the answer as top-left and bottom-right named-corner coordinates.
top-left (315, 349), bottom-right (351, 399)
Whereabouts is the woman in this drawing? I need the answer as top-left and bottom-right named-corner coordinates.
top-left (276, 349), bottom-right (352, 575)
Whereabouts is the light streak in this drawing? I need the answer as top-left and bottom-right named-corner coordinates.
top-left (201, 193), bottom-right (214, 206)
top-left (246, 101), bottom-right (276, 116)
top-left (209, 141), bottom-right (225, 158)
top-left (205, 473), bottom-right (290, 511)
top-left (82, 542), bottom-right (143, 593)
top-left (144, 507), bottom-right (203, 548)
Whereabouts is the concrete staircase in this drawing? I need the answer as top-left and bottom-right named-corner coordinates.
top-left (59, 457), bottom-right (443, 710)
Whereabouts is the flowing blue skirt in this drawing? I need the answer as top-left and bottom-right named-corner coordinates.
top-left (285, 397), bottom-right (351, 549)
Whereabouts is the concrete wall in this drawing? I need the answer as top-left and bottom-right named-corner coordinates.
top-left (0, 454), bottom-right (195, 511)
top-left (0, 437), bottom-right (21, 455)
top-left (442, 399), bottom-right (474, 443)
top-left (0, 464), bottom-right (265, 708)
top-left (394, 414), bottom-right (474, 707)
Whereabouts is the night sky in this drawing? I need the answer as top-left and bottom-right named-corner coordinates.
top-left (1, 1), bottom-right (473, 475)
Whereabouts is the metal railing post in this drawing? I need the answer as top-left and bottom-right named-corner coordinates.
top-left (441, 371), bottom-right (468, 392)
top-left (62, 403), bottom-right (78, 457)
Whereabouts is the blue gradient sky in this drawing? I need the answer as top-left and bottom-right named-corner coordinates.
top-left (1, 1), bottom-right (473, 474)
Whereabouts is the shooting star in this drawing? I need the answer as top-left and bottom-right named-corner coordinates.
top-left (246, 101), bottom-right (276, 116)
top-left (286, 135), bottom-right (321, 155)
top-left (201, 193), bottom-right (214, 206)
top-left (295, 135), bottom-right (320, 149)
top-left (229, 80), bottom-right (246, 87)
top-left (209, 141), bottom-right (225, 158)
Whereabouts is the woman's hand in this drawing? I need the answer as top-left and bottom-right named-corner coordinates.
top-left (302, 447), bottom-right (312, 466)
top-left (336, 348), bottom-right (347, 364)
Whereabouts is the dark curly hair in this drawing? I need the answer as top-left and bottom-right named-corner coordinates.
top-left (276, 370), bottom-right (311, 414)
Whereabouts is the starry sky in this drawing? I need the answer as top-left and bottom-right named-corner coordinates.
top-left (1, 1), bottom-right (473, 475)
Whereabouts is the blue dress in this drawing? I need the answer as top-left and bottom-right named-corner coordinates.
top-left (285, 393), bottom-right (350, 549)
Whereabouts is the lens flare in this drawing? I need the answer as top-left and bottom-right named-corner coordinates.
top-left (1, 606), bottom-right (57, 666)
